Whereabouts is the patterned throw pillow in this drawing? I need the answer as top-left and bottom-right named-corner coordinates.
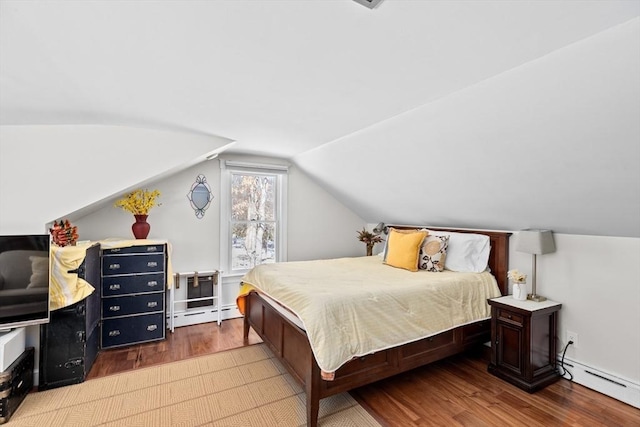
top-left (419, 235), bottom-right (449, 272)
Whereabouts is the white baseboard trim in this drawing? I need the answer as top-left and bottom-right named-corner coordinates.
top-left (558, 355), bottom-right (640, 409)
top-left (167, 304), bottom-right (242, 329)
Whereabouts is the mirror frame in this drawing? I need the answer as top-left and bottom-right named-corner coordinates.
top-left (187, 174), bottom-right (213, 218)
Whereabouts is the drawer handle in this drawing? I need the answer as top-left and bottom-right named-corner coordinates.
top-left (508, 314), bottom-right (512, 319)
top-left (147, 261), bottom-right (158, 267)
top-left (147, 301), bottom-right (158, 308)
top-left (147, 246), bottom-right (158, 251)
top-left (108, 330), bottom-right (121, 337)
top-left (64, 359), bottom-right (83, 368)
top-left (109, 263), bottom-right (121, 270)
top-left (147, 324), bottom-right (158, 331)
top-left (109, 305), bottom-right (121, 311)
top-left (148, 281), bottom-right (158, 287)
top-left (109, 284), bottom-right (121, 290)
top-left (111, 248), bottom-right (121, 252)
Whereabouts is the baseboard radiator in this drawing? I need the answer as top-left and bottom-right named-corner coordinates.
top-left (559, 355), bottom-right (640, 409)
top-left (167, 303), bottom-right (240, 329)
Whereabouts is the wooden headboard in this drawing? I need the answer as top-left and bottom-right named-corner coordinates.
top-left (386, 225), bottom-right (511, 295)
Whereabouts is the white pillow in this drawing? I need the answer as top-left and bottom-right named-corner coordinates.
top-left (427, 230), bottom-right (490, 273)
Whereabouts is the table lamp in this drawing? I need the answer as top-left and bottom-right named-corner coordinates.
top-left (515, 229), bottom-right (556, 302)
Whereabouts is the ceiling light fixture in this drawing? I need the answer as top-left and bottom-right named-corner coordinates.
top-left (353, 0), bottom-right (384, 10)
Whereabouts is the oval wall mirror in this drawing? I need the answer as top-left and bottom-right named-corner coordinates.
top-left (187, 174), bottom-right (213, 218)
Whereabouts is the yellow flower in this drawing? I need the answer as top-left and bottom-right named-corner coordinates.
top-left (115, 189), bottom-right (161, 215)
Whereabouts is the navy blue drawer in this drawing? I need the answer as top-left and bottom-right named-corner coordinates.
top-left (102, 253), bottom-right (165, 276)
top-left (101, 313), bottom-right (165, 348)
top-left (102, 293), bottom-right (164, 318)
top-left (102, 273), bottom-right (165, 296)
top-left (102, 244), bottom-right (164, 255)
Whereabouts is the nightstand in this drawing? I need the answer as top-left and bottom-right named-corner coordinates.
top-left (487, 295), bottom-right (562, 392)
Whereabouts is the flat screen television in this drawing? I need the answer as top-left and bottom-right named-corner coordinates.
top-left (0, 234), bottom-right (51, 331)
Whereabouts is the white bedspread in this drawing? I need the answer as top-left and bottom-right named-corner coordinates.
top-left (241, 256), bottom-right (501, 374)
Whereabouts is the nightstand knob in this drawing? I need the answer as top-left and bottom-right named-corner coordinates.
top-left (508, 314), bottom-right (512, 319)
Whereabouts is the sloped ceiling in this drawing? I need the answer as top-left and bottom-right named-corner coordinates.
top-left (1, 1), bottom-right (639, 237)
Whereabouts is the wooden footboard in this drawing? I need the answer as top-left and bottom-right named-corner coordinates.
top-left (243, 291), bottom-right (491, 427)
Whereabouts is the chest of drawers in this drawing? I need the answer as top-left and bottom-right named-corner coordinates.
top-left (100, 243), bottom-right (166, 349)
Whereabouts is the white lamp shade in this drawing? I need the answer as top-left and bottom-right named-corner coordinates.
top-left (515, 229), bottom-right (556, 255)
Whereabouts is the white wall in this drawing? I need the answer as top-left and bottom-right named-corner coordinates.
top-left (509, 233), bottom-right (640, 384)
top-left (73, 154), bottom-right (366, 272)
top-left (288, 166), bottom-right (372, 261)
top-left (294, 17), bottom-right (640, 238)
top-left (0, 125), bottom-right (233, 234)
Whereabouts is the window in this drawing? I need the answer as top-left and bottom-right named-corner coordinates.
top-left (220, 161), bottom-right (288, 275)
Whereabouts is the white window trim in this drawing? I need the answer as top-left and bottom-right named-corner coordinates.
top-left (220, 160), bottom-right (288, 277)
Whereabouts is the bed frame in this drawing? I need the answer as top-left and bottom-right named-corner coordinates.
top-left (243, 227), bottom-right (511, 427)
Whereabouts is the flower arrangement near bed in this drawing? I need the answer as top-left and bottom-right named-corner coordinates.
top-left (356, 227), bottom-right (383, 256)
top-left (237, 225), bottom-right (511, 427)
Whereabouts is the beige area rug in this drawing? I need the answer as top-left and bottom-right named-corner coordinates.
top-left (10, 344), bottom-right (381, 427)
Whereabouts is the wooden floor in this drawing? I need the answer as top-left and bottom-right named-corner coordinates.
top-left (88, 319), bottom-right (640, 426)
top-left (87, 318), bottom-right (262, 379)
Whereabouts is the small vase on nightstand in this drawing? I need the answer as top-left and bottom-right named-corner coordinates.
top-left (513, 283), bottom-right (527, 301)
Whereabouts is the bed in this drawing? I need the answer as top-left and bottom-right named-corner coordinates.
top-left (239, 226), bottom-right (511, 427)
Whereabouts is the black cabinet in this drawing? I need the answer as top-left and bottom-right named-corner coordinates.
top-left (39, 244), bottom-right (101, 391)
top-left (100, 244), bottom-right (166, 349)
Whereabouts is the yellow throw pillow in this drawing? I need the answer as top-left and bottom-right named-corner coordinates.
top-left (384, 229), bottom-right (428, 272)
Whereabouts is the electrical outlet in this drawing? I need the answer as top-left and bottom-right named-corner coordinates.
top-left (567, 330), bottom-right (578, 348)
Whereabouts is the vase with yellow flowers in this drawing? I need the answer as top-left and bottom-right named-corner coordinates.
top-left (115, 189), bottom-right (161, 239)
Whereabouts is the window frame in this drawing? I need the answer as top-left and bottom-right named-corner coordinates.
top-left (220, 160), bottom-right (288, 276)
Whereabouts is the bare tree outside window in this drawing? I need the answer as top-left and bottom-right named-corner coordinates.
top-left (230, 173), bottom-right (277, 270)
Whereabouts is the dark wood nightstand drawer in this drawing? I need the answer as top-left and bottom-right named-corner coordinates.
top-left (497, 308), bottom-right (524, 326)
